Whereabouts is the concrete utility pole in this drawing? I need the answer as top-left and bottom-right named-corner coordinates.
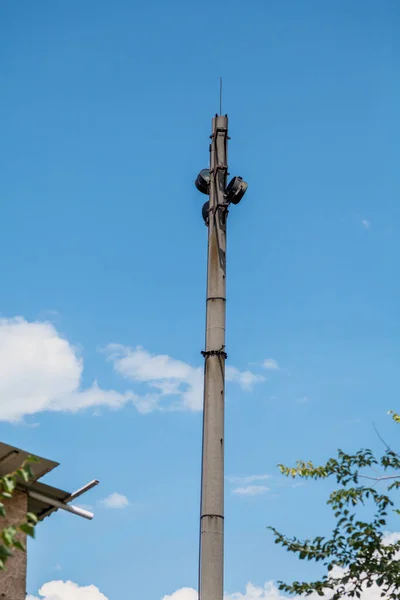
top-left (199, 114), bottom-right (228, 600)
top-left (196, 114), bottom-right (247, 600)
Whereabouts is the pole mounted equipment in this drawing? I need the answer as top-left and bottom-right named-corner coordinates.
top-left (196, 162), bottom-right (247, 227)
top-left (224, 176), bottom-right (248, 205)
top-left (202, 201), bottom-right (210, 227)
top-left (194, 115), bottom-right (248, 600)
top-left (195, 169), bottom-right (211, 195)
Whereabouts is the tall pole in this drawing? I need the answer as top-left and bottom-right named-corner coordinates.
top-left (199, 114), bottom-right (228, 600)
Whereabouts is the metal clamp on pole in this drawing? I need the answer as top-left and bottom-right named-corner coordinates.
top-left (201, 348), bottom-right (228, 360)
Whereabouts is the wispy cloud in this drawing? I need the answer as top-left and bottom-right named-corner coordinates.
top-left (361, 219), bottom-right (370, 229)
top-left (0, 317), bottom-right (266, 422)
top-left (100, 493), bottom-right (129, 509)
top-left (226, 474), bottom-right (270, 484)
top-left (227, 474), bottom-right (271, 496)
top-left (262, 358), bottom-right (279, 370)
top-left (106, 344), bottom-right (264, 413)
top-left (296, 396), bottom-right (309, 404)
top-left (226, 366), bottom-right (265, 389)
top-left (232, 485), bottom-right (269, 496)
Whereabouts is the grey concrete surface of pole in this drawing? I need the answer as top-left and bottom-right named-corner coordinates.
top-left (199, 114), bottom-right (228, 600)
top-left (195, 114), bottom-right (248, 600)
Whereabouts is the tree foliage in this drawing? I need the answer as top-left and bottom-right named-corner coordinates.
top-left (269, 412), bottom-right (400, 599)
top-left (0, 457), bottom-right (38, 570)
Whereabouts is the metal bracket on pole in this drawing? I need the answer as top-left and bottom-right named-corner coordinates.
top-left (210, 205), bottom-right (229, 220)
top-left (210, 165), bottom-right (228, 174)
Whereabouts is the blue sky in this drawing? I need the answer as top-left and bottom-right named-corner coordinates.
top-left (1, 1), bottom-right (400, 598)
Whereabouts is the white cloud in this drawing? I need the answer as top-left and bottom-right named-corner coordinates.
top-left (105, 344), bottom-right (263, 413)
top-left (27, 579), bottom-right (393, 600)
top-left (361, 219), bottom-right (370, 229)
top-left (227, 475), bottom-right (271, 496)
top-left (100, 492), bottom-right (129, 509)
top-left (262, 359), bottom-right (279, 370)
top-left (226, 582), bottom-right (287, 599)
top-left (26, 580), bottom-right (108, 600)
top-left (0, 317), bottom-right (135, 422)
top-left (161, 584), bottom-right (285, 600)
top-left (0, 318), bottom-right (265, 422)
top-left (162, 589), bottom-right (198, 600)
top-left (105, 344), bottom-right (203, 412)
top-left (232, 485), bottom-right (269, 496)
top-left (226, 366), bottom-right (265, 390)
top-left (29, 537), bottom-right (400, 600)
top-left (382, 531), bottom-right (400, 546)
top-left (167, 573), bottom-right (400, 600)
top-left (165, 534), bottom-right (400, 600)
top-left (226, 475), bottom-right (270, 484)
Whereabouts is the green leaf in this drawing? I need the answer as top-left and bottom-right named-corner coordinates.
top-left (13, 540), bottom-right (25, 552)
top-left (26, 512), bottom-right (38, 525)
top-left (16, 468), bottom-right (30, 483)
top-left (2, 526), bottom-right (17, 547)
top-left (19, 523), bottom-right (35, 538)
top-left (0, 544), bottom-right (13, 559)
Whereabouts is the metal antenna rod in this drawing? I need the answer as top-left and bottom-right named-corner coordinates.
top-left (199, 114), bottom-right (228, 600)
top-left (219, 77), bottom-right (223, 115)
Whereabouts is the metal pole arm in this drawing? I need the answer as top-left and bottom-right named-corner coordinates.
top-left (27, 489), bottom-right (94, 520)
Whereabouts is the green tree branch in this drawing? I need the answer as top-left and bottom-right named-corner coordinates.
top-left (270, 418), bottom-right (400, 599)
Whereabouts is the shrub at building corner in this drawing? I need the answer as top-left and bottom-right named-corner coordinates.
top-left (0, 458), bottom-right (37, 570)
